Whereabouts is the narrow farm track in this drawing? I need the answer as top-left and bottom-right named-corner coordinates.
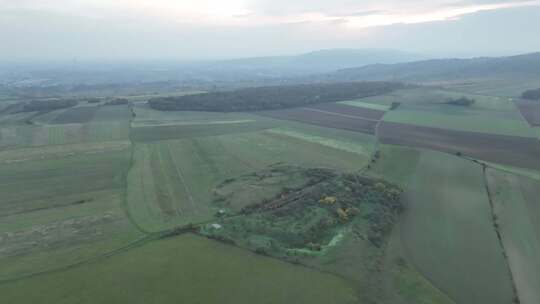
top-left (123, 106), bottom-right (155, 235)
top-left (359, 107), bottom-right (386, 174)
top-left (482, 165), bottom-right (521, 304)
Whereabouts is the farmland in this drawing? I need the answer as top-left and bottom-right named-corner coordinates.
top-left (378, 121), bottom-right (540, 171)
top-left (515, 99), bottom-right (540, 126)
top-left (1, 72), bottom-right (540, 304)
top-left (0, 234), bottom-right (359, 304)
top-left (307, 102), bottom-right (386, 120)
top-left (258, 108), bottom-right (379, 134)
top-left (127, 126), bottom-right (373, 232)
top-left (401, 150), bottom-right (515, 304)
top-left (486, 169), bottom-right (540, 304)
top-left (0, 140), bottom-right (143, 280)
top-left (382, 103), bottom-right (533, 137)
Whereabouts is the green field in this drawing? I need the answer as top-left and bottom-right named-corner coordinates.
top-left (127, 128), bottom-right (373, 232)
top-left (365, 144), bottom-right (422, 187)
top-left (132, 105), bottom-right (257, 127)
top-left (437, 76), bottom-right (540, 97)
top-left (401, 150), bottom-right (515, 304)
top-left (2, 84), bottom-right (537, 304)
top-left (0, 234), bottom-right (359, 304)
top-left (0, 141), bottom-right (143, 279)
top-left (383, 103), bottom-right (533, 137)
top-left (353, 87), bottom-right (522, 111)
top-left (486, 169), bottom-right (540, 304)
top-left (343, 87), bottom-right (535, 136)
top-left (338, 100), bottom-right (390, 111)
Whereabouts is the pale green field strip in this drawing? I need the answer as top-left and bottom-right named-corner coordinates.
top-left (132, 119), bottom-right (256, 128)
top-left (338, 100), bottom-right (390, 111)
top-left (131, 120), bottom-right (276, 142)
top-left (401, 150), bottom-right (515, 304)
top-left (132, 106), bottom-right (258, 125)
top-left (0, 235), bottom-right (359, 304)
top-left (486, 169), bottom-right (540, 304)
top-left (535, 127), bottom-right (540, 139)
top-left (269, 118), bottom-right (377, 145)
top-left (357, 87), bottom-right (521, 111)
top-left (266, 128), bottom-right (372, 157)
top-left (441, 76), bottom-right (540, 97)
top-left (122, 90), bottom-right (205, 102)
top-left (383, 105), bottom-right (535, 137)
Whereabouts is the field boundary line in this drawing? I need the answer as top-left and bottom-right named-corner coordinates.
top-left (460, 155), bottom-right (540, 182)
top-left (122, 105), bottom-right (154, 235)
top-left (302, 107), bottom-right (380, 122)
top-left (482, 165), bottom-right (521, 304)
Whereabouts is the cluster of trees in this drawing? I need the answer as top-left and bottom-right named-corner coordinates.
top-left (522, 88), bottom-right (540, 100)
top-left (21, 99), bottom-right (78, 112)
top-left (87, 98), bottom-right (102, 104)
top-left (149, 81), bottom-right (404, 112)
top-left (445, 97), bottom-right (476, 106)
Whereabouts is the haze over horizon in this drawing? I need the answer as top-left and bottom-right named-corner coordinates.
top-left (2, 0), bottom-right (540, 62)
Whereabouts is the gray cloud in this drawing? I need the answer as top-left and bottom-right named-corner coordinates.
top-left (0, 1), bottom-right (539, 61)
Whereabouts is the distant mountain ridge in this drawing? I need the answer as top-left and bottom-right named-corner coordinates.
top-left (331, 52), bottom-right (540, 82)
top-left (211, 49), bottom-right (427, 73)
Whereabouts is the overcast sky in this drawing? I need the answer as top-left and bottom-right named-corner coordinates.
top-left (1, 0), bottom-right (540, 61)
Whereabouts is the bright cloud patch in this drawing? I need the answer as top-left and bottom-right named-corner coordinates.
top-left (2, 0), bottom-right (539, 27)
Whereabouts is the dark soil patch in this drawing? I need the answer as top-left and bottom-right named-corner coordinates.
top-left (52, 107), bottom-right (99, 124)
top-left (515, 100), bottom-right (540, 126)
top-left (379, 121), bottom-right (540, 170)
top-left (93, 106), bottom-right (131, 122)
top-left (258, 108), bottom-right (378, 134)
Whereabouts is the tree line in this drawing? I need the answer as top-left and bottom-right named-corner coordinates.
top-left (148, 81), bottom-right (405, 112)
top-left (522, 88), bottom-right (540, 100)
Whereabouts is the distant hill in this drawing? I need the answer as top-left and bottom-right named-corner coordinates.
top-left (212, 49), bottom-right (427, 73)
top-left (0, 49), bottom-right (425, 91)
top-left (331, 52), bottom-right (540, 82)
